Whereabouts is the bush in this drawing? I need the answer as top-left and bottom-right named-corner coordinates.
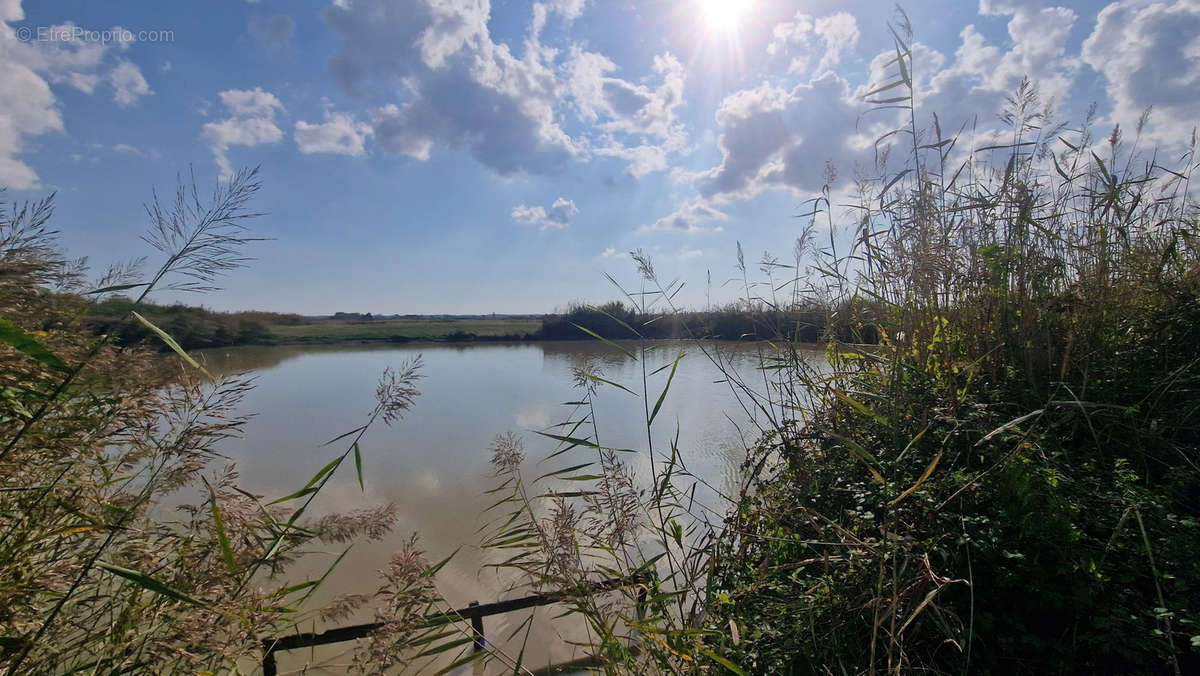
top-left (703, 31), bottom-right (1200, 675)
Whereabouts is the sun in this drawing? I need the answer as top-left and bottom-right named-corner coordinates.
top-left (698, 0), bottom-right (754, 32)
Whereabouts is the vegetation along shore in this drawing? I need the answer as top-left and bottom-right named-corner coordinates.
top-left (3, 7), bottom-right (1199, 675)
top-left (79, 297), bottom-right (865, 349)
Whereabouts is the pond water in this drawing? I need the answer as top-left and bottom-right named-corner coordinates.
top-left (201, 339), bottom-right (822, 673)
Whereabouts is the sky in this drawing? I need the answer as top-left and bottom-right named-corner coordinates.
top-left (1, 0), bottom-right (1196, 314)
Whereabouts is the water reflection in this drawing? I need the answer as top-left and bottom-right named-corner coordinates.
top-left (200, 340), bottom-right (822, 672)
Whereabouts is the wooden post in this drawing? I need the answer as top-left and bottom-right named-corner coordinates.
top-left (262, 640), bottom-right (277, 676)
top-left (469, 600), bottom-right (485, 652)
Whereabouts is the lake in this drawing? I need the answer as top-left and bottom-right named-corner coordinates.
top-left (203, 339), bottom-right (822, 673)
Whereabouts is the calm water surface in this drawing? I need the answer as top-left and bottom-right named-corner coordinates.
top-left (203, 340), bottom-right (821, 673)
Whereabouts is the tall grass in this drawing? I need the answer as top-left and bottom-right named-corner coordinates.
top-left (464, 10), bottom-right (1200, 675)
top-left (3, 10), bottom-right (1198, 674)
top-left (701, 14), bottom-right (1200, 675)
top-left (0, 172), bottom-right (462, 673)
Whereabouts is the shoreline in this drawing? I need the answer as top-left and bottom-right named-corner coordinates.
top-left (208, 334), bottom-right (831, 349)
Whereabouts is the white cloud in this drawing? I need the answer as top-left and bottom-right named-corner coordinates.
top-left (26, 23), bottom-right (107, 94)
top-left (641, 199), bottom-right (727, 234)
top-left (0, 0), bottom-right (20, 22)
top-left (367, 103), bottom-right (434, 160)
top-left (324, 0), bottom-right (578, 176)
top-left (595, 143), bottom-right (667, 178)
top-left (295, 111), bottom-right (371, 156)
top-left (532, 0), bottom-right (587, 35)
top-left (511, 197), bottom-right (578, 230)
top-left (108, 59), bottom-right (151, 107)
top-left (767, 11), bottom-right (860, 76)
top-left (598, 246), bottom-right (627, 260)
top-left (0, 54), bottom-right (60, 188)
top-left (768, 12), bottom-right (812, 55)
top-left (567, 50), bottom-right (686, 140)
top-left (566, 49), bottom-right (688, 175)
top-left (813, 13), bottom-right (860, 73)
top-left (547, 0), bottom-right (586, 22)
top-left (674, 1), bottom-right (1090, 248)
top-left (202, 87), bottom-right (285, 178)
top-left (323, 0), bottom-right (685, 179)
top-left (218, 87), bottom-right (283, 117)
top-left (1082, 0), bottom-right (1200, 146)
top-left (907, 4), bottom-right (1078, 139)
top-left (0, 7), bottom-right (160, 188)
top-left (697, 73), bottom-right (863, 201)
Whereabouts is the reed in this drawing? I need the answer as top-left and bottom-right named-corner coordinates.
top-left (466, 9), bottom-right (1200, 675)
top-left (3, 9), bottom-right (1198, 674)
top-left (0, 171), bottom-right (457, 673)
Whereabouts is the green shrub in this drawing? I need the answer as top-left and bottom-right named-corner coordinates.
top-left (704, 22), bottom-right (1200, 675)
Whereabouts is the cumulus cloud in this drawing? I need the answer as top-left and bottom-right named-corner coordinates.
top-left (1082, 0), bottom-right (1200, 145)
top-left (904, 3), bottom-right (1078, 140)
top-left (669, 1), bottom-right (1090, 242)
top-left (322, 0), bottom-right (684, 178)
top-left (697, 73), bottom-right (863, 201)
top-left (813, 13), bottom-right (861, 73)
top-left (108, 59), bottom-right (152, 107)
top-left (202, 87), bottom-right (285, 178)
top-left (0, 30), bottom-right (63, 188)
top-left (218, 87), bottom-right (284, 117)
top-left (641, 199), bottom-right (727, 234)
top-left (295, 110), bottom-right (371, 156)
top-left (111, 142), bottom-right (157, 159)
top-left (595, 143), bottom-right (668, 178)
top-left (567, 49), bottom-right (689, 175)
top-left (0, 8), bottom-right (152, 188)
top-left (768, 11), bottom-right (860, 76)
top-left (532, 0), bottom-right (587, 35)
top-left (324, 0), bottom-right (576, 176)
top-left (511, 197), bottom-right (578, 230)
top-left (567, 50), bottom-right (685, 140)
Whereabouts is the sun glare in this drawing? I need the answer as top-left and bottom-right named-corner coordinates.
top-left (699, 0), bottom-right (754, 32)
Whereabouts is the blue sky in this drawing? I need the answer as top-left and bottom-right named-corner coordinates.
top-left (2, 0), bottom-right (1195, 313)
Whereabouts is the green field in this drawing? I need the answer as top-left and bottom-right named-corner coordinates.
top-left (267, 317), bottom-right (543, 343)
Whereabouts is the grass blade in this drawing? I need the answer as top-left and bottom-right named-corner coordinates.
top-left (97, 562), bottom-right (204, 606)
top-left (0, 318), bottom-right (69, 373)
top-left (649, 350), bottom-right (684, 426)
top-left (203, 478), bottom-right (238, 575)
top-left (353, 442), bottom-right (364, 491)
top-left (571, 322), bottom-right (637, 360)
top-left (131, 311), bottom-right (212, 379)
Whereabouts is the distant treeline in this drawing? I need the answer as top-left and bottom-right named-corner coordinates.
top-left (81, 297), bottom-right (880, 350)
top-left (534, 301), bottom-right (881, 343)
top-left (84, 297), bottom-right (305, 350)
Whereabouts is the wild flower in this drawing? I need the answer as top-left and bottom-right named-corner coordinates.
top-left (489, 431), bottom-right (525, 474)
top-left (545, 494), bottom-right (581, 580)
top-left (353, 534), bottom-right (440, 673)
top-left (320, 593), bottom-right (370, 623)
top-left (314, 503), bottom-right (399, 543)
top-left (570, 360), bottom-right (601, 396)
top-left (374, 356), bottom-right (424, 425)
top-left (584, 449), bottom-right (641, 549)
top-left (631, 247), bottom-right (656, 281)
